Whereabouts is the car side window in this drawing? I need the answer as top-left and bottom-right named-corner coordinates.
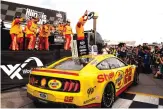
top-left (116, 58), bottom-right (126, 67)
top-left (107, 58), bottom-right (120, 69)
top-left (97, 60), bottom-right (110, 70)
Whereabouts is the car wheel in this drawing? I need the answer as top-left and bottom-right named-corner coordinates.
top-left (133, 70), bottom-right (139, 85)
top-left (101, 83), bottom-right (115, 108)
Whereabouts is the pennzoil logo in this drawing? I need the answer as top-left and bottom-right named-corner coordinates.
top-left (115, 70), bottom-right (123, 89)
top-left (48, 79), bottom-right (62, 90)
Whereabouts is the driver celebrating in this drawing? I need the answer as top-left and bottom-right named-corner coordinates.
top-left (76, 10), bottom-right (88, 40)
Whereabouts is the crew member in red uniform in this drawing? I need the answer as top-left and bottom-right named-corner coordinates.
top-left (26, 17), bottom-right (39, 50)
top-left (10, 16), bottom-right (24, 50)
top-left (76, 10), bottom-right (88, 40)
top-left (17, 25), bottom-right (24, 50)
top-left (63, 20), bottom-right (73, 50)
top-left (39, 22), bottom-right (51, 50)
top-left (24, 18), bottom-right (31, 50)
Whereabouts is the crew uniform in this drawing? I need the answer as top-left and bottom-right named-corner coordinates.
top-left (76, 11), bottom-right (88, 40)
top-left (57, 23), bottom-right (64, 35)
top-left (17, 26), bottom-right (24, 50)
top-left (10, 16), bottom-right (24, 51)
top-left (39, 22), bottom-right (51, 50)
top-left (63, 20), bottom-right (73, 50)
top-left (25, 17), bottom-right (39, 50)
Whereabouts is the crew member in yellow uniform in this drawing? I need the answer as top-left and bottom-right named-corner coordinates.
top-left (63, 20), bottom-right (73, 50)
top-left (17, 26), bottom-right (24, 50)
top-left (76, 10), bottom-right (88, 40)
top-left (26, 17), bottom-right (39, 50)
top-left (39, 22), bottom-right (51, 50)
top-left (57, 22), bottom-right (64, 35)
top-left (24, 18), bottom-right (31, 50)
top-left (10, 16), bottom-right (24, 51)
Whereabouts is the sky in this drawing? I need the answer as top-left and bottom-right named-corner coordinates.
top-left (3, 0), bottom-right (163, 44)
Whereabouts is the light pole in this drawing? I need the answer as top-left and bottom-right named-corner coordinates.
top-left (93, 12), bottom-right (98, 45)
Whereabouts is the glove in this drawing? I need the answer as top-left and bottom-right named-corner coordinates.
top-left (84, 10), bottom-right (88, 16)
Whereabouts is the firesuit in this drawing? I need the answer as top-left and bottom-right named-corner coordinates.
top-left (57, 23), bottom-right (64, 35)
top-left (10, 17), bottom-right (24, 50)
top-left (39, 23), bottom-right (50, 50)
top-left (63, 21), bottom-right (73, 50)
top-left (76, 11), bottom-right (88, 40)
top-left (26, 18), bottom-right (38, 50)
top-left (17, 26), bottom-right (24, 50)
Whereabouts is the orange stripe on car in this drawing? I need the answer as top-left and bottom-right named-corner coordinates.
top-left (32, 69), bottom-right (79, 76)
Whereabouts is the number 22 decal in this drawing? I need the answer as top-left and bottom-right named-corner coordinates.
top-left (124, 67), bottom-right (132, 84)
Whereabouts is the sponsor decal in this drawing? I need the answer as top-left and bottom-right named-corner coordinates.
top-left (124, 67), bottom-right (132, 84)
top-left (41, 78), bottom-right (46, 87)
top-left (25, 8), bottom-right (47, 24)
top-left (64, 96), bottom-right (74, 102)
top-left (115, 70), bottom-right (124, 89)
top-left (77, 38), bottom-right (89, 56)
top-left (48, 79), bottom-right (62, 90)
top-left (87, 86), bottom-right (96, 97)
top-left (0, 57), bottom-right (43, 80)
top-left (83, 96), bottom-right (98, 104)
top-left (97, 72), bottom-right (114, 83)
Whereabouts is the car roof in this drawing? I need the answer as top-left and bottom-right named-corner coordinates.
top-left (65, 54), bottom-right (115, 61)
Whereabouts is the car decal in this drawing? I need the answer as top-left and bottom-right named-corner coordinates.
top-left (115, 70), bottom-right (124, 90)
top-left (32, 69), bottom-right (79, 76)
top-left (97, 72), bottom-right (114, 83)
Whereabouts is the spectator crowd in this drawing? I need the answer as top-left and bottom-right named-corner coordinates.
top-left (101, 43), bottom-right (163, 79)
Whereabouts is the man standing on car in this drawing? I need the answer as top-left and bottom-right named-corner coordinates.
top-left (63, 20), bottom-right (73, 50)
top-left (76, 10), bottom-right (88, 40)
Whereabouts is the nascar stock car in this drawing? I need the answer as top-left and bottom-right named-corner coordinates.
top-left (27, 54), bottom-right (139, 108)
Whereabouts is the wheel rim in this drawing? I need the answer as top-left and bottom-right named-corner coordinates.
top-left (102, 84), bottom-right (114, 107)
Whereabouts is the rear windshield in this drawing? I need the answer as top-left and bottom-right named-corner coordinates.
top-left (54, 57), bottom-right (94, 71)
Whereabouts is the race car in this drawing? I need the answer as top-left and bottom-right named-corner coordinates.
top-left (27, 54), bottom-right (139, 108)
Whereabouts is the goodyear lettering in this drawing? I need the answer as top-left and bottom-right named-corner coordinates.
top-left (97, 72), bottom-right (114, 83)
top-left (83, 97), bottom-right (96, 104)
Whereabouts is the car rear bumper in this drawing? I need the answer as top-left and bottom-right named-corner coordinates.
top-left (27, 92), bottom-right (77, 108)
top-left (27, 84), bottom-right (101, 108)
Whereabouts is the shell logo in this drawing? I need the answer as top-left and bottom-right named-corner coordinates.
top-left (115, 70), bottom-right (123, 89)
top-left (48, 79), bottom-right (62, 90)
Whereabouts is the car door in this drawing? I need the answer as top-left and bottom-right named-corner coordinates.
top-left (115, 58), bottom-right (133, 86)
top-left (106, 58), bottom-right (130, 93)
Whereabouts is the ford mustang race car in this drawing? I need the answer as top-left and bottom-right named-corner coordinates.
top-left (27, 54), bottom-right (139, 108)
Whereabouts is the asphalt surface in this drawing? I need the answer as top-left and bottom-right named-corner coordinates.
top-left (1, 73), bottom-right (163, 108)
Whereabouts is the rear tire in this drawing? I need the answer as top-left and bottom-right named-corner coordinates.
top-left (101, 83), bottom-right (115, 108)
top-left (133, 70), bottom-right (139, 85)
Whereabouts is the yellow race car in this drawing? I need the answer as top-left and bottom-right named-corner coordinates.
top-left (27, 54), bottom-right (139, 108)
